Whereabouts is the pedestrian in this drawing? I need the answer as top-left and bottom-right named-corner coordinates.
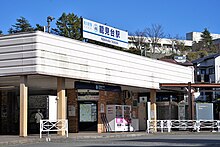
top-left (35, 109), bottom-right (44, 133)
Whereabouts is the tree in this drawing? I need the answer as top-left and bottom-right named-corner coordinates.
top-left (0, 30), bottom-right (2, 35)
top-left (129, 30), bottom-right (148, 56)
top-left (35, 24), bottom-right (44, 31)
top-left (145, 24), bottom-right (165, 58)
top-left (201, 28), bottom-right (212, 49)
top-left (200, 28), bottom-right (217, 53)
top-left (187, 50), bottom-right (208, 61)
top-left (176, 39), bottom-right (188, 54)
top-left (193, 28), bottom-right (216, 53)
top-left (191, 28), bottom-right (217, 60)
top-left (53, 12), bottom-right (82, 40)
top-left (167, 34), bottom-right (178, 54)
top-left (8, 16), bottom-right (34, 34)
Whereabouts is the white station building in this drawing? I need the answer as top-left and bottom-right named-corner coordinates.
top-left (0, 31), bottom-right (194, 137)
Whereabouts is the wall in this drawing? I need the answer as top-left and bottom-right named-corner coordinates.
top-left (0, 32), bottom-right (194, 90)
top-left (215, 56), bottom-right (220, 83)
top-left (67, 88), bottom-right (138, 133)
top-left (66, 89), bottom-right (78, 133)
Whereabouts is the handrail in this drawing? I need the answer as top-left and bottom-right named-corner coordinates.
top-left (147, 120), bottom-right (220, 133)
top-left (40, 119), bottom-right (68, 138)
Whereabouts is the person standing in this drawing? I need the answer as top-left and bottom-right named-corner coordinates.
top-left (35, 109), bottom-right (44, 133)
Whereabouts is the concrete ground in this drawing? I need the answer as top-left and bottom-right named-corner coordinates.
top-left (1, 131), bottom-right (220, 146)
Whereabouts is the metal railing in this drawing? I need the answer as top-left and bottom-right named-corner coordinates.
top-left (40, 119), bottom-right (68, 138)
top-left (147, 120), bottom-right (220, 133)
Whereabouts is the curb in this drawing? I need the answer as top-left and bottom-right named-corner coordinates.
top-left (0, 133), bottom-right (149, 146)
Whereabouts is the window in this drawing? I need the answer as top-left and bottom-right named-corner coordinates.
top-left (209, 68), bottom-right (215, 74)
top-left (200, 69), bottom-right (206, 74)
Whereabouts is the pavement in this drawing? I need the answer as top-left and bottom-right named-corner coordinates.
top-left (1, 131), bottom-right (220, 146)
top-left (0, 131), bottom-right (149, 146)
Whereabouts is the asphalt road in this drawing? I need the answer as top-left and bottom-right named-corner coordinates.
top-left (5, 133), bottom-right (220, 147)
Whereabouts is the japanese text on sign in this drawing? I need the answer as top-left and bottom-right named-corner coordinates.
top-left (82, 18), bottom-right (128, 48)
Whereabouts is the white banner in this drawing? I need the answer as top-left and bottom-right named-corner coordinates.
top-left (82, 18), bottom-right (128, 48)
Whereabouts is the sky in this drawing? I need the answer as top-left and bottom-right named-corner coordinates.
top-left (0, 0), bottom-right (220, 38)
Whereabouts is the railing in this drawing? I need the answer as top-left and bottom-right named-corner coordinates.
top-left (147, 120), bottom-right (220, 133)
top-left (101, 113), bottom-right (112, 132)
top-left (40, 119), bottom-right (68, 138)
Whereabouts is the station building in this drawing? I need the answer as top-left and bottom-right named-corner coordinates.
top-left (0, 31), bottom-right (194, 137)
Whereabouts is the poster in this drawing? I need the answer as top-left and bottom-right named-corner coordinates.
top-left (80, 104), bottom-right (92, 122)
top-left (68, 105), bottom-right (76, 116)
top-left (101, 103), bottom-right (104, 113)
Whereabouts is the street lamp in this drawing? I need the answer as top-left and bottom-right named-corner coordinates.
top-left (47, 16), bottom-right (55, 33)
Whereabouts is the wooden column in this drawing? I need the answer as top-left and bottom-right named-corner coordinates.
top-left (188, 82), bottom-right (194, 120)
top-left (20, 76), bottom-right (28, 137)
top-left (150, 89), bottom-right (157, 132)
top-left (188, 82), bottom-right (191, 120)
top-left (57, 77), bottom-right (66, 136)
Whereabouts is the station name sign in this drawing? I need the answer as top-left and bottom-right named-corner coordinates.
top-left (82, 18), bottom-right (128, 48)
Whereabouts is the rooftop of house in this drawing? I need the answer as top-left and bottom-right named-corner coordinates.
top-left (192, 53), bottom-right (220, 64)
top-left (160, 58), bottom-right (193, 66)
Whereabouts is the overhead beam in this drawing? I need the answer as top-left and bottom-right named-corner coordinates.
top-left (160, 83), bottom-right (220, 88)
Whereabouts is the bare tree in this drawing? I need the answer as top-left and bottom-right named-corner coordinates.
top-left (175, 39), bottom-right (186, 54)
top-left (145, 24), bottom-right (165, 58)
top-left (129, 30), bottom-right (148, 56)
top-left (167, 34), bottom-right (186, 54)
top-left (167, 34), bottom-right (178, 54)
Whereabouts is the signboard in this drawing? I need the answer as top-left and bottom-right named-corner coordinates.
top-left (100, 103), bottom-right (104, 113)
top-left (174, 56), bottom-right (186, 63)
top-left (196, 103), bottom-right (213, 120)
top-left (178, 103), bottom-right (185, 120)
top-left (78, 89), bottom-right (99, 100)
top-left (82, 18), bottom-right (128, 48)
top-left (75, 81), bottom-right (121, 92)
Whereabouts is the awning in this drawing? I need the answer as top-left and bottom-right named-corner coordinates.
top-left (160, 83), bottom-right (220, 88)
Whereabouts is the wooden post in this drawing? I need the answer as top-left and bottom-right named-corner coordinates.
top-left (188, 82), bottom-right (193, 120)
top-left (150, 89), bottom-right (157, 132)
top-left (20, 76), bottom-right (28, 137)
top-left (57, 77), bottom-right (66, 136)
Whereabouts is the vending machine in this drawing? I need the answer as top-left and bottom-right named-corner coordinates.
top-left (106, 105), bottom-right (133, 132)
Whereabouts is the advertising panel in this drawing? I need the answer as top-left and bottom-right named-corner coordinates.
top-left (82, 18), bottom-right (128, 48)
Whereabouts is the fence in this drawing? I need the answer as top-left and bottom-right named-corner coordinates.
top-left (40, 119), bottom-right (68, 138)
top-left (147, 120), bottom-right (220, 133)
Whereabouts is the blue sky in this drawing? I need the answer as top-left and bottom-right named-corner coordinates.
top-left (0, 0), bottom-right (219, 38)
